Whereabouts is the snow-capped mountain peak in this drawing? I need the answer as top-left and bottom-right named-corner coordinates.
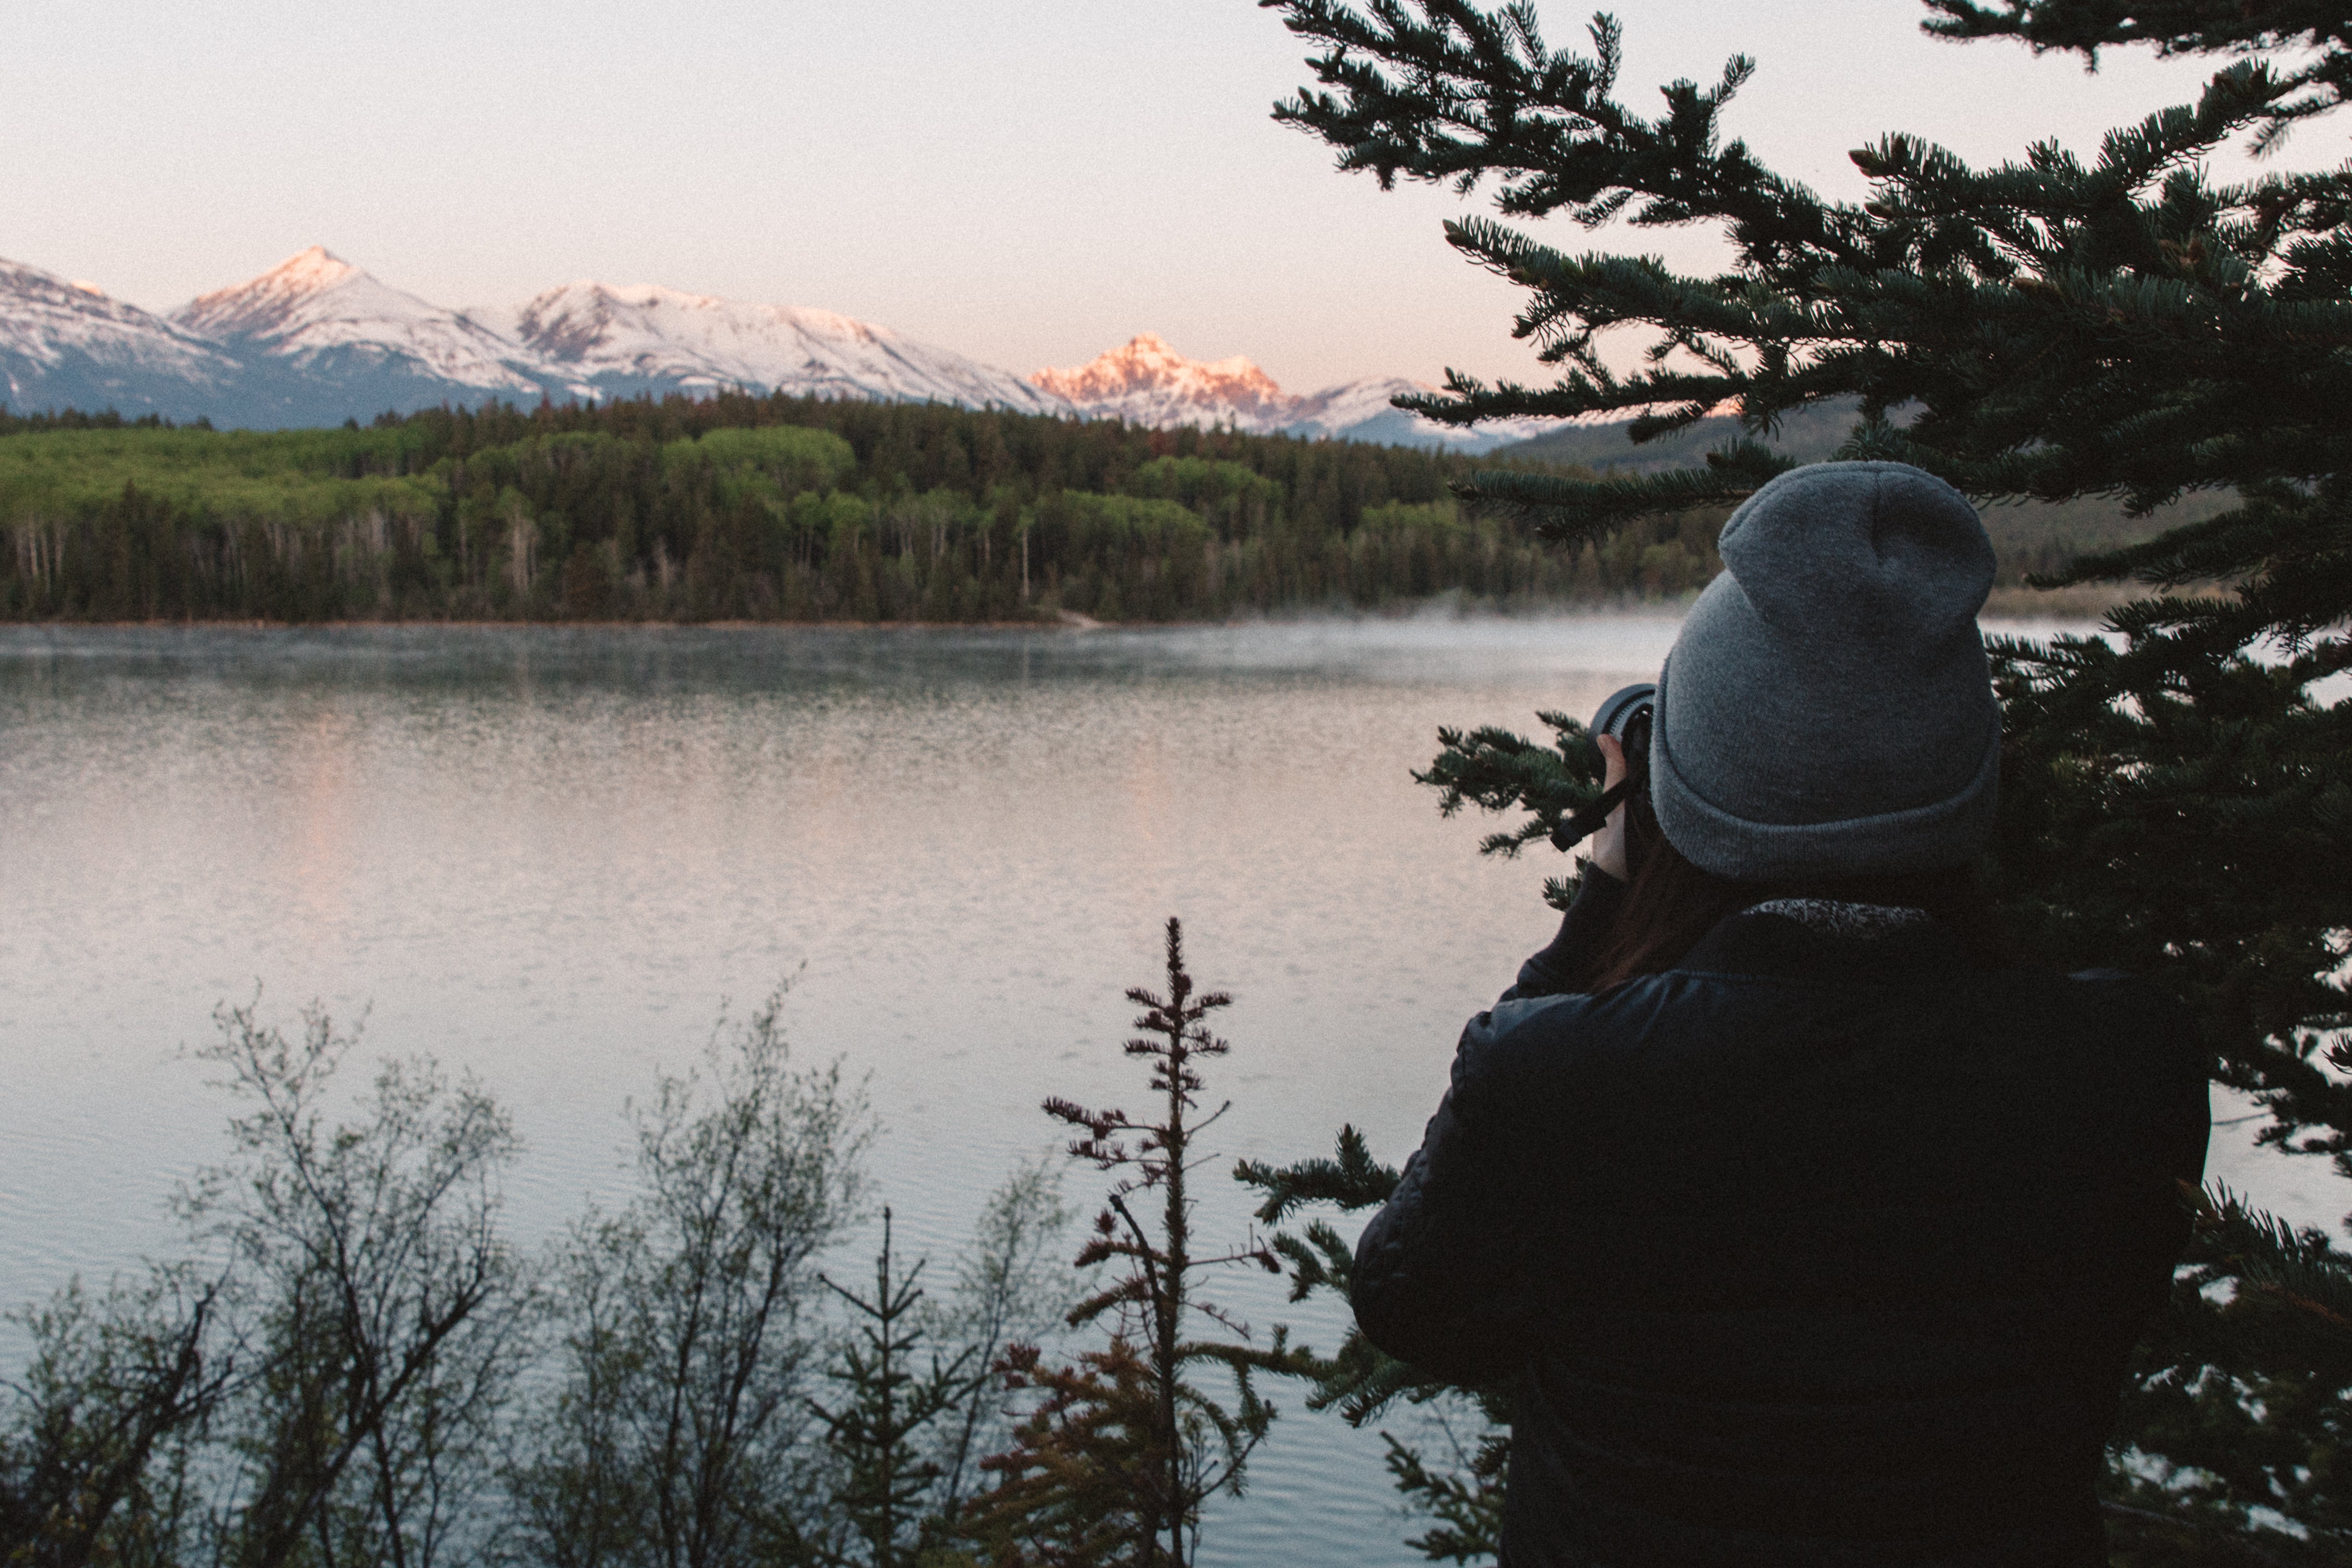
top-left (1030, 334), bottom-right (1547, 451)
top-left (172, 246), bottom-right (362, 341)
top-left (2, 244), bottom-right (1559, 449)
top-left (171, 247), bottom-right (561, 398)
top-left (0, 261), bottom-right (219, 366)
top-left (1031, 333), bottom-right (1290, 426)
top-left (509, 281), bottom-right (1068, 412)
top-left (0, 257), bottom-right (262, 421)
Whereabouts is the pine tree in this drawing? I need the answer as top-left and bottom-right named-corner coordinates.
top-left (971, 920), bottom-right (1294, 1568)
top-left (1257, 0), bottom-right (2352, 1554)
top-left (807, 1208), bottom-right (984, 1568)
top-left (961, 1340), bottom-right (1167, 1568)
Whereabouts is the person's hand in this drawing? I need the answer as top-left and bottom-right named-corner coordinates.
top-left (1588, 733), bottom-right (1631, 883)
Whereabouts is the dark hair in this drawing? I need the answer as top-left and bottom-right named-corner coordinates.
top-left (1584, 797), bottom-right (2012, 990)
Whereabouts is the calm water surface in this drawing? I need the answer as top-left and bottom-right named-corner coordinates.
top-left (0, 619), bottom-right (2318, 1565)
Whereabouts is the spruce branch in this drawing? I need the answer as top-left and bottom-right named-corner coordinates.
top-left (1006, 919), bottom-right (1280, 1567)
top-left (1921, 1), bottom-right (2352, 148)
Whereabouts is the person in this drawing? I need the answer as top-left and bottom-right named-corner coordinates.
top-left (1350, 462), bottom-right (2210, 1566)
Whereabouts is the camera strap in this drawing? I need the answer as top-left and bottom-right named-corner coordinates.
top-left (1550, 778), bottom-right (1636, 851)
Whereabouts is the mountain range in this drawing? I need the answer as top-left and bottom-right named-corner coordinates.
top-left (0, 247), bottom-right (1546, 451)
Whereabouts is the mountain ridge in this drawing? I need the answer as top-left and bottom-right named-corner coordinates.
top-left (173, 246), bottom-right (572, 398)
top-left (1032, 332), bottom-right (1289, 425)
top-left (1031, 332), bottom-right (1546, 451)
top-left (509, 280), bottom-right (1067, 413)
top-left (0, 257), bottom-right (298, 426)
top-left (3, 247), bottom-right (1553, 451)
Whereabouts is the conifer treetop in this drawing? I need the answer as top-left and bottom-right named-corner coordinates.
top-left (1261, 0), bottom-right (2352, 545)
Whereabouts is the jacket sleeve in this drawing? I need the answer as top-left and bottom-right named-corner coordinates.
top-left (1503, 868), bottom-right (1625, 1001)
top-left (1349, 999), bottom-right (1562, 1385)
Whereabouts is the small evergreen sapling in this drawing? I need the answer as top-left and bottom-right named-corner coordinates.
top-left (966, 1339), bottom-right (1167, 1568)
top-left (970, 919), bottom-right (1291, 1568)
top-left (808, 1208), bottom-right (984, 1568)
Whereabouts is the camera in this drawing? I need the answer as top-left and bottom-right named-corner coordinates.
top-left (1550, 682), bottom-right (1656, 852)
top-left (1589, 683), bottom-right (1655, 747)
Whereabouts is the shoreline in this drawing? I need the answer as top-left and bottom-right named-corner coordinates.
top-left (0, 584), bottom-right (2127, 635)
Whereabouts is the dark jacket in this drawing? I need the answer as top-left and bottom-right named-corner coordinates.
top-left (1352, 876), bottom-right (2210, 1567)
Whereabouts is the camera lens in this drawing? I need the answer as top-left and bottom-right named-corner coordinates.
top-left (1589, 683), bottom-right (1657, 741)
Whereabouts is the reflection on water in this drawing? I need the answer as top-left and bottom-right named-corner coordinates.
top-left (0, 617), bottom-right (2310, 1565)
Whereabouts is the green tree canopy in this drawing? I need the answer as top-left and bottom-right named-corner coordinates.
top-left (1259, 0), bottom-right (2352, 1553)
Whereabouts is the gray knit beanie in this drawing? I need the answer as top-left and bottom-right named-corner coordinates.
top-left (1649, 460), bottom-right (2001, 882)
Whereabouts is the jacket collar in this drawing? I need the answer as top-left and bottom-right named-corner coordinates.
top-left (1675, 898), bottom-right (1970, 982)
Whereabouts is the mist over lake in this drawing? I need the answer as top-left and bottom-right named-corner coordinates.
top-left (0, 617), bottom-right (2306, 1566)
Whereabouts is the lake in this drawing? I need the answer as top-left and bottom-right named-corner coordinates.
top-left (0, 618), bottom-right (2320, 1566)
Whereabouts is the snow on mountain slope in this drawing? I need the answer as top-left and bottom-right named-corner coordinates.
top-left (1031, 336), bottom-right (1548, 452)
top-left (0, 258), bottom-right (268, 421)
top-left (511, 282), bottom-right (1069, 412)
top-left (0, 245), bottom-right (1592, 445)
top-left (1286, 374), bottom-right (1552, 451)
top-left (1031, 332), bottom-right (1289, 429)
top-left (172, 247), bottom-right (574, 400)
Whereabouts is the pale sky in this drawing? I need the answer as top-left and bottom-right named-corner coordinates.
top-left (2, 1), bottom-right (2336, 392)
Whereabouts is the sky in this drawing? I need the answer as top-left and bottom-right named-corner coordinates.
top-left (3, 1), bottom-right (2341, 392)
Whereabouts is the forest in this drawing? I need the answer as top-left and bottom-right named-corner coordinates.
top-left (0, 395), bottom-right (2126, 625)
